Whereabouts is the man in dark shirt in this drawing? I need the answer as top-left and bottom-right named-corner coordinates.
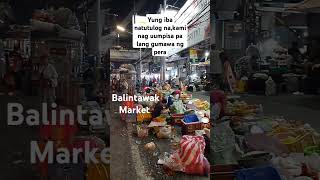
top-left (288, 41), bottom-right (303, 63)
top-left (152, 99), bottom-right (167, 118)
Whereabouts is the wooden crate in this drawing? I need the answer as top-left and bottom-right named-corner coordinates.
top-left (181, 120), bottom-right (203, 135)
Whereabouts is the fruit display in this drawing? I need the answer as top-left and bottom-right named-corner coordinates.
top-left (226, 101), bottom-right (260, 115)
top-left (191, 99), bottom-right (210, 111)
top-left (180, 92), bottom-right (192, 100)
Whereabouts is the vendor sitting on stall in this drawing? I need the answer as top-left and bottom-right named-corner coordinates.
top-left (152, 98), bottom-right (168, 118)
top-left (210, 90), bottom-right (227, 122)
top-left (304, 40), bottom-right (320, 93)
top-left (167, 90), bottom-right (181, 107)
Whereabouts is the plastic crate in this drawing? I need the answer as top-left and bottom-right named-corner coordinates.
top-left (182, 115), bottom-right (202, 135)
top-left (171, 114), bottom-right (184, 125)
top-left (136, 112), bottom-right (152, 122)
top-left (212, 165), bottom-right (238, 180)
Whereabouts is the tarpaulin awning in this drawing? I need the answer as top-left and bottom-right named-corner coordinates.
top-left (287, 0), bottom-right (320, 12)
top-left (110, 49), bottom-right (140, 62)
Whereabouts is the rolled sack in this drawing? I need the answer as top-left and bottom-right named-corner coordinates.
top-left (30, 19), bottom-right (59, 32)
top-left (57, 27), bottom-right (84, 40)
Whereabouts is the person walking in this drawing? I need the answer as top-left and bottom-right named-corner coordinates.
top-left (121, 78), bottom-right (129, 94)
top-left (111, 76), bottom-right (117, 94)
top-left (39, 53), bottom-right (58, 104)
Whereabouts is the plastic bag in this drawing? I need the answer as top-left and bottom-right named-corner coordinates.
top-left (245, 134), bottom-right (289, 155)
top-left (212, 121), bottom-right (239, 165)
top-left (265, 77), bottom-right (276, 96)
top-left (305, 154), bottom-right (320, 172)
top-left (163, 152), bottom-right (184, 172)
top-left (157, 125), bottom-right (172, 139)
top-left (171, 100), bottom-right (185, 114)
top-left (271, 156), bottom-right (302, 178)
top-left (163, 135), bottom-right (210, 175)
top-left (137, 125), bottom-right (149, 138)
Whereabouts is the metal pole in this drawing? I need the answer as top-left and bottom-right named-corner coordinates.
top-left (88, 0), bottom-right (101, 63)
top-left (162, 0), bottom-right (166, 83)
top-left (117, 33), bottom-right (120, 46)
top-left (161, 57), bottom-right (166, 83)
top-left (138, 48), bottom-right (142, 82)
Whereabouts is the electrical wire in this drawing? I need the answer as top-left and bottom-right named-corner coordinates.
top-left (172, 0), bottom-right (181, 6)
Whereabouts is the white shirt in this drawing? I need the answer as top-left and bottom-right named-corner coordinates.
top-left (40, 64), bottom-right (58, 87)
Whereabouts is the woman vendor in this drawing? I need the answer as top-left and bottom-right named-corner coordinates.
top-left (167, 90), bottom-right (181, 107)
top-left (210, 90), bottom-right (227, 122)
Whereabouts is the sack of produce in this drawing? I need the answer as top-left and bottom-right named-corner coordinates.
top-left (137, 125), bottom-right (149, 138)
top-left (265, 76), bottom-right (277, 96)
top-left (57, 27), bottom-right (84, 40)
top-left (212, 121), bottom-right (239, 165)
top-left (157, 125), bottom-right (172, 139)
top-left (163, 135), bottom-right (210, 175)
top-left (30, 19), bottom-right (58, 32)
top-left (144, 142), bottom-right (156, 151)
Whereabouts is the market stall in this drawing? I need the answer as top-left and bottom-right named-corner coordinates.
top-left (212, 96), bottom-right (320, 180)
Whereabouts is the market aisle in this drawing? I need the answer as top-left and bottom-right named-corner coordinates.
top-left (110, 93), bottom-right (210, 180)
top-left (242, 94), bottom-right (320, 131)
top-left (110, 102), bottom-right (139, 180)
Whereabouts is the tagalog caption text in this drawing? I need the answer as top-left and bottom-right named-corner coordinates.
top-left (132, 14), bottom-right (188, 56)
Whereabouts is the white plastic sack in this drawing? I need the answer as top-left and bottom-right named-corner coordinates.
top-left (306, 154), bottom-right (320, 172)
top-left (58, 27), bottom-right (84, 40)
top-left (271, 156), bottom-right (302, 179)
top-left (157, 125), bottom-right (172, 139)
top-left (212, 121), bottom-right (239, 165)
top-left (265, 76), bottom-right (277, 96)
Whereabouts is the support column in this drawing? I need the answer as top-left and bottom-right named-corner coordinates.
top-left (160, 57), bottom-right (166, 83)
top-left (137, 61), bottom-right (142, 82)
top-left (137, 48), bottom-right (142, 82)
top-left (210, 18), bottom-right (223, 75)
top-left (88, 0), bottom-right (101, 63)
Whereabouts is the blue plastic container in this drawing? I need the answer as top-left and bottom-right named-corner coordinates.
top-left (183, 114), bottom-right (199, 123)
top-left (235, 166), bottom-right (281, 180)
